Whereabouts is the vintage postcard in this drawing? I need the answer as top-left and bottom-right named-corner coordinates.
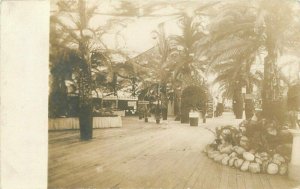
top-left (1, 0), bottom-right (300, 189)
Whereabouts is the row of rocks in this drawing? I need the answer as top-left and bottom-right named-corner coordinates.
top-left (205, 144), bottom-right (288, 175)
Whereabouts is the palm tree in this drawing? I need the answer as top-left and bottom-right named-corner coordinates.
top-left (169, 13), bottom-right (207, 83)
top-left (151, 23), bottom-right (172, 120)
top-left (51, 0), bottom-right (133, 140)
top-left (147, 14), bottom-right (209, 122)
top-left (127, 24), bottom-right (173, 122)
top-left (206, 0), bottom-right (300, 121)
top-left (112, 1), bottom-right (219, 121)
top-left (50, 0), bottom-right (95, 140)
top-left (256, 0), bottom-right (300, 118)
top-left (213, 59), bottom-right (262, 119)
top-left (169, 12), bottom-right (211, 122)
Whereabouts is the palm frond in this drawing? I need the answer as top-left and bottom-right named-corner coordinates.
top-left (51, 15), bottom-right (81, 43)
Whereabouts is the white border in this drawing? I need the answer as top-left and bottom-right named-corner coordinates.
top-left (0, 1), bottom-right (49, 188)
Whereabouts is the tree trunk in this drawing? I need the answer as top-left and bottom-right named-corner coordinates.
top-left (174, 90), bottom-right (181, 121)
top-left (161, 84), bottom-right (168, 120)
top-left (132, 77), bottom-right (136, 97)
top-left (78, 62), bottom-right (93, 140)
top-left (233, 86), bottom-right (243, 119)
top-left (180, 93), bottom-right (189, 123)
top-left (112, 72), bottom-right (118, 96)
top-left (245, 83), bottom-right (254, 119)
top-left (77, 0), bottom-right (93, 140)
top-left (262, 52), bottom-right (282, 120)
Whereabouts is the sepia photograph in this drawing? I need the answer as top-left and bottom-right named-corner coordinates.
top-left (30, 0), bottom-right (300, 188)
top-left (48, 0), bottom-right (300, 189)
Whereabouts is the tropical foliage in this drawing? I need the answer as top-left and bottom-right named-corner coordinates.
top-left (206, 0), bottom-right (300, 120)
top-left (50, 0), bottom-right (136, 139)
top-left (181, 85), bottom-right (207, 123)
top-left (50, 0), bottom-right (300, 140)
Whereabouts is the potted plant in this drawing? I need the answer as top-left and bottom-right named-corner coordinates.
top-left (155, 105), bottom-right (162, 124)
top-left (144, 107), bottom-right (149, 122)
top-left (189, 108), bottom-right (199, 126)
top-left (137, 108), bottom-right (144, 120)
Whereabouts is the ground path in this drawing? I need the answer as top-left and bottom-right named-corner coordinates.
top-left (48, 112), bottom-right (300, 189)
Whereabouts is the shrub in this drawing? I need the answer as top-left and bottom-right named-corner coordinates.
top-left (181, 85), bottom-right (207, 123)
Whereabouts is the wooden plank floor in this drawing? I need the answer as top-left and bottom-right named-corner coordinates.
top-left (48, 116), bottom-right (300, 189)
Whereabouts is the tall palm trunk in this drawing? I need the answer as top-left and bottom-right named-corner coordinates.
top-left (112, 72), bottom-right (118, 96)
top-left (262, 49), bottom-right (282, 121)
top-left (233, 86), bottom-right (243, 119)
top-left (78, 62), bottom-right (93, 140)
top-left (245, 62), bottom-right (255, 119)
top-left (78, 0), bottom-right (93, 140)
top-left (132, 77), bottom-right (136, 97)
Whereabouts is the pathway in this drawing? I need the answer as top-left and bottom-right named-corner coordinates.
top-left (48, 113), bottom-right (300, 189)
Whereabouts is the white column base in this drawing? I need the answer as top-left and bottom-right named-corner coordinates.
top-left (289, 163), bottom-right (300, 181)
top-left (288, 129), bottom-right (300, 181)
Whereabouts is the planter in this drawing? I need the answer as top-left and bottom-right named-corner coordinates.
top-left (139, 115), bottom-right (143, 120)
top-left (200, 112), bottom-right (206, 123)
top-left (288, 129), bottom-right (300, 181)
top-left (48, 116), bottom-right (122, 130)
top-left (206, 122), bottom-right (294, 176)
top-left (79, 114), bottom-right (93, 140)
top-left (145, 118), bottom-right (148, 122)
top-left (181, 107), bottom-right (190, 123)
top-left (156, 119), bottom-right (160, 124)
top-left (189, 112), bottom-right (199, 126)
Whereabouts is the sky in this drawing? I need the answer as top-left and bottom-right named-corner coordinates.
top-left (97, 15), bottom-right (181, 55)
top-left (51, 0), bottom-right (300, 79)
top-left (50, 0), bottom-right (185, 56)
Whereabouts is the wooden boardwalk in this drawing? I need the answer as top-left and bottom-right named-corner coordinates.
top-left (48, 116), bottom-right (300, 189)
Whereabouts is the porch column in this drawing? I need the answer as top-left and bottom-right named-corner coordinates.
top-left (288, 129), bottom-right (300, 181)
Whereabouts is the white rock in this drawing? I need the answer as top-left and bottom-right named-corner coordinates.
top-left (234, 159), bottom-right (244, 168)
top-left (235, 147), bottom-right (246, 155)
top-left (255, 157), bottom-right (263, 164)
top-left (267, 163), bottom-right (279, 175)
top-left (273, 154), bottom-right (285, 163)
top-left (241, 161), bottom-right (250, 171)
top-left (243, 152), bottom-right (255, 161)
top-left (229, 157), bottom-right (238, 167)
top-left (222, 156), bottom-right (230, 165)
top-left (229, 152), bottom-right (238, 158)
top-left (249, 162), bottom-right (260, 173)
top-left (279, 163), bottom-right (288, 175)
